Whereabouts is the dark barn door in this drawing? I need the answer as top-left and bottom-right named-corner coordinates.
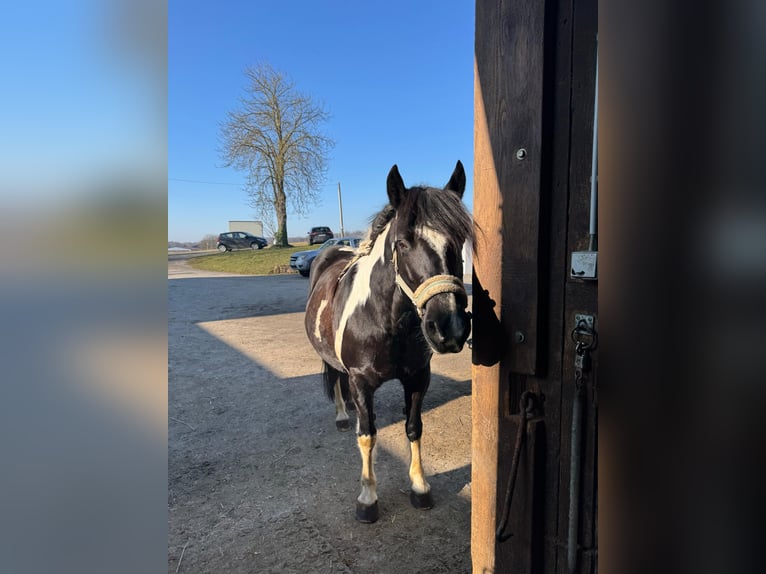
top-left (471, 0), bottom-right (598, 572)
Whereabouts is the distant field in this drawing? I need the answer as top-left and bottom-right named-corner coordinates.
top-left (187, 244), bottom-right (310, 275)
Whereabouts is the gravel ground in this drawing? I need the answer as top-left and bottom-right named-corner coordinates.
top-left (168, 258), bottom-right (474, 573)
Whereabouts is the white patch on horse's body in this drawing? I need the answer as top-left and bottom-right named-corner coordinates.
top-left (314, 299), bottom-right (329, 342)
top-left (408, 439), bottom-right (431, 494)
top-left (334, 223), bottom-right (391, 363)
top-left (357, 434), bottom-right (377, 505)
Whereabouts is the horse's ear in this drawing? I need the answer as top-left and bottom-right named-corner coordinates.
top-left (387, 164), bottom-right (406, 208)
top-left (445, 160), bottom-right (466, 198)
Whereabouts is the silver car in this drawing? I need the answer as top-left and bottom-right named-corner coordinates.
top-left (289, 237), bottom-right (361, 277)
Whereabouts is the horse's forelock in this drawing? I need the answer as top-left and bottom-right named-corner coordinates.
top-left (412, 187), bottom-right (473, 249)
top-left (365, 185), bottom-right (472, 250)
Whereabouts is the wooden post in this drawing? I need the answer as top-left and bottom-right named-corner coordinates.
top-left (472, 0), bottom-right (547, 569)
top-left (472, 0), bottom-right (598, 572)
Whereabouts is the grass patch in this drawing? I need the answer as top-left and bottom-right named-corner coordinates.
top-left (188, 244), bottom-right (311, 275)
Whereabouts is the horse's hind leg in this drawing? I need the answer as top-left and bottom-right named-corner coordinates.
top-left (323, 362), bottom-right (350, 431)
top-left (350, 379), bottom-right (379, 523)
top-left (333, 375), bottom-right (350, 431)
top-left (403, 368), bottom-right (434, 509)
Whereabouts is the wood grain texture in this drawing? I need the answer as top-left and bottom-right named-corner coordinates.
top-left (475, 0), bottom-right (546, 376)
top-left (472, 0), bottom-right (598, 572)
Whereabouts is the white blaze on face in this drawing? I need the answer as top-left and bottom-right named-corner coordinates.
top-left (417, 225), bottom-right (450, 268)
top-left (334, 223), bottom-right (390, 362)
top-left (416, 225), bottom-right (458, 313)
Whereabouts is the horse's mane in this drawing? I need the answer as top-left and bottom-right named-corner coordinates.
top-left (361, 186), bottom-right (473, 253)
top-left (365, 204), bottom-right (396, 246)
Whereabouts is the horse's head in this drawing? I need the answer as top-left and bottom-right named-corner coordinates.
top-left (387, 161), bottom-right (473, 354)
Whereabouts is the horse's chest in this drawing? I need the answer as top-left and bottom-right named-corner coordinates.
top-left (397, 339), bottom-right (433, 373)
top-left (338, 322), bottom-right (428, 374)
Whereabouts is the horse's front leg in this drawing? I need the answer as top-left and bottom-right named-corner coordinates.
top-left (350, 378), bottom-right (379, 523)
top-left (403, 367), bottom-right (434, 509)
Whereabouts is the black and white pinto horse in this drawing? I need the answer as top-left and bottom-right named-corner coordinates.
top-left (304, 161), bottom-right (473, 523)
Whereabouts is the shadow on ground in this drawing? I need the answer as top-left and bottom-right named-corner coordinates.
top-left (169, 273), bottom-right (473, 573)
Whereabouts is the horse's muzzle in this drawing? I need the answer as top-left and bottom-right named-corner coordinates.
top-left (423, 306), bottom-right (472, 354)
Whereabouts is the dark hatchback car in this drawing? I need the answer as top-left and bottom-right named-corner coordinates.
top-left (216, 231), bottom-right (268, 252)
top-left (308, 226), bottom-right (334, 245)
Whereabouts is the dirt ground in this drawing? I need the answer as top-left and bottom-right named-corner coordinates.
top-left (168, 256), bottom-right (474, 573)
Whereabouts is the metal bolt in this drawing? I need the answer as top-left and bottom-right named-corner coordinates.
top-left (514, 331), bottom-right (525, 343)
top-left (516, 148), bottom-right (527, 160)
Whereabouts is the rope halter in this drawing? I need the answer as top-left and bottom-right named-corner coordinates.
top-left (391, 242), bottom-right (467, 316)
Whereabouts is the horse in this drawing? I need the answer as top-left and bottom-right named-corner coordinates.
top-left (304, 160), bottom-right (473, 523)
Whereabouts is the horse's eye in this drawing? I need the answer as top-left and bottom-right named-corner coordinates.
top-left (396, 239), bottom-right (410, 252)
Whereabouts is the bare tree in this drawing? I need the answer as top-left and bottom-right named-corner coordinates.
top-left (258, 210), bottom-right (279, 244)
top-left (220, 64), bottom-right (334, 247)
top-left (199, 234), bottom-right (218, 250)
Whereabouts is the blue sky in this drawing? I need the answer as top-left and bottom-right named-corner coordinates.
top-left (169, 0), bottom-right (475, 242)
top-left (1, 1), bottom-right (163, 199)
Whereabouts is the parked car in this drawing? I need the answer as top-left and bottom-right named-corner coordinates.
top-left (308, 226), bottom-right (334, 245)
top-left (290, 237), bottom-right (361, 277)
top-left (216, 231), bottom-right (268, 252)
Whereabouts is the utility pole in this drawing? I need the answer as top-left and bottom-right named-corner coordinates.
top-left (337, 182), bottom-right (345, 236)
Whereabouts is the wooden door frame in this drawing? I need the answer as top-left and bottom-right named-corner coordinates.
top-left (472, 0), bottom-right (598, 572)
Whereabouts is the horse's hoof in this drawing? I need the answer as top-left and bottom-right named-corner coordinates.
top-left (409, 490), bottom-right (434, 510)
top-left (355, 501), bottom-right (379, 523)
top-left (336, 419), bottom-right (351, 432)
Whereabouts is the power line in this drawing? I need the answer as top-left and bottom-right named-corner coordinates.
top-left (168, 177), bottom-right (243, 186)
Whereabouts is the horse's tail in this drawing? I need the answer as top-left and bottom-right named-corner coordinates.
top-left (322, 361), bottom-right (348, 402)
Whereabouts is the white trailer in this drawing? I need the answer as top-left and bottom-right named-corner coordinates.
top-left (228, 220), bottom-right (264, 237)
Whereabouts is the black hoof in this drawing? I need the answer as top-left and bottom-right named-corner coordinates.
top-left (355, 501), bottom-right (379, 523)
top-left (335, 419), bottom-right (351, 432)
top-left (410, 490), bottom-right (434, 510)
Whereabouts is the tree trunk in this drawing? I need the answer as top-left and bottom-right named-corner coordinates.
top-left (274, 187), bottom-right (289, 247)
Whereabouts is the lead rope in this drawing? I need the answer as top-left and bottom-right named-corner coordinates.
top-left (496, 391), bottom-right (536, 542)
